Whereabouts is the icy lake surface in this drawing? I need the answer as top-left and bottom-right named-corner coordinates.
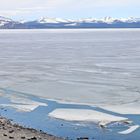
top-left (0, 29), bottom-right (140, 106)
top-left (0, 29), bottom-right (140, 139)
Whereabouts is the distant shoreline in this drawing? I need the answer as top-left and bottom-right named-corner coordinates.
top-left (1, 27), bottom-right (140, 30)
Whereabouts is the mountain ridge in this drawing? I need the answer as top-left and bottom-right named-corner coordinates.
top-left (1, 16), bottom-right (140, 29)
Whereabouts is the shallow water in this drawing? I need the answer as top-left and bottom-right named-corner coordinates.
top-left (0, 88), bottom-right (140, 140)
top-left (0, 29), bottom-right (140, 139)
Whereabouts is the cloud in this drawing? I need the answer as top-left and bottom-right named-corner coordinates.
top-left (0, 10), bottom-right (30, 17)
top-left (44, 0), bottom-right (140, 8)
top-left (0, 0), bottom-right (140, 19)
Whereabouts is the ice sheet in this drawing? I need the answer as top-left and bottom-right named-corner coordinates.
top-left (0, 104), bottom-right (40, 112)
top-left (119, 125), bottom-right (140, 134)
top-left (49, 108), bottom-right (128, 125)
top-left (0, 29), bottom-right (140, 115)
top-left (101, 104), bottom-right (140, 114)
top-left (0, 93), bottom-right (47, 112)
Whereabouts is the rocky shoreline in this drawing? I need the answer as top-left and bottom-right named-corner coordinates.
top-left (0, 116), bottom-right (63, 140)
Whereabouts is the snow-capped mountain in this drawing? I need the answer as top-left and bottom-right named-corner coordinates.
top-left (0, 16), bottom-right (13, 26)
top-left (0, 16), bottom-right (12, 22)
top-left (0, 16), bottom-right (24, 28)
top-left (99, 17), bottom-right (140, 23)
top-left (38, 17), bottom-right (70, 23)
top-left (0, 16), bottom-right (140, 29)
top-left (34, 16), bottom-right (140, 28)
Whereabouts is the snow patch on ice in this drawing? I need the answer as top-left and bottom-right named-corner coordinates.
top-left (0, 94), bottom-right (47, 112)
top-left (49, 108), bottom-right (128, 125)
top-left (0, 104), bottom-right (41, 112)
top-left (101, 104), bottom-right (140, 115)
top-left (119, 125), bottom-right (140, 134)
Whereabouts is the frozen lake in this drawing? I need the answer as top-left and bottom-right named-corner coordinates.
top-left (0, 29), bottom-right (140, 106)
top-left (0, 29), bottom-right (140, 139)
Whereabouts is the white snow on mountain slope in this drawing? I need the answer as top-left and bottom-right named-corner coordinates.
top-left (120, 17), bottom-right (140, 23)
top-left (38, 17), bottom-right (70, 24)
top-left (36, 17), bottom-right (140, 24)
top-left (100, 17), bottom-right (116, 23)
top-left (0, 16), bottom-right (13, 26)
top-left (64, 23), bottom-right (78, 26)
top-left (1, 15), bottom-right (140, 25)
top-left (93, 17), bottom-right (140, 24)
top-left (1, 16), bottom-right (140, 28)
top-left (19, 20), bottom-right (28, 24)
top-left (0, 16), bottom-right (12, 22)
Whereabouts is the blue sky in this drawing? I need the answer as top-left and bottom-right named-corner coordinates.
top-left (0, 0), bottom-right (140, 20)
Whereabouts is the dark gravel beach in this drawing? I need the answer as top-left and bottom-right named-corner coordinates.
top-left (0, 117), bottom-right (63, 140)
